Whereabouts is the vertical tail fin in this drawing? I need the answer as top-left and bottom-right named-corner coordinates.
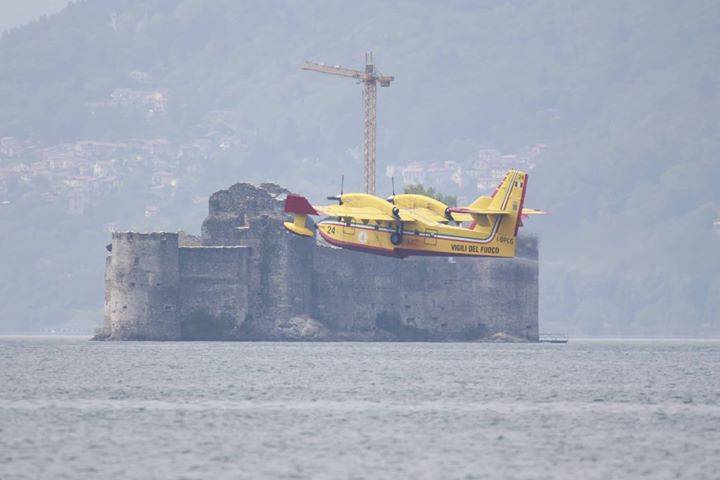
top-left (462, 171), bottom-right (528, 244)
top-left (489, 170), bottom-right (528, 239)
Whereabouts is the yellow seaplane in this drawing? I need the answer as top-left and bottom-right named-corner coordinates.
top-left (283, 170), bottom-right (544, 258)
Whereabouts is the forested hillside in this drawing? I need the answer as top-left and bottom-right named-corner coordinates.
top-left (0, 0), bottom-right (718, 335)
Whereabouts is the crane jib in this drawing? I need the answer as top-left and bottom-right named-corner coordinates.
top-left (302, 51), bottom-right (394, 195)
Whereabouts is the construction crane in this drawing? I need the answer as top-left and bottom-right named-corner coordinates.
top-left (302, 52), bottom-right (394, 195)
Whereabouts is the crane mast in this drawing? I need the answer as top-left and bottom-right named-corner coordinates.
top-left (302, 52), bottom-right (394, 195)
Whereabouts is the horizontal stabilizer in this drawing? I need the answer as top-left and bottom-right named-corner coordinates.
top-left (448, 206), bottom-right (544, 217)
top-left (521, 208), bottom-right (546, 216)
top-left (447, 206), bottom-right (510, 216)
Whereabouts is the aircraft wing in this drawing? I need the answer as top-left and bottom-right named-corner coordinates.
top-left (401, 206), bottom-right (514, 224)
top-left (402, 207), bottom-right (447, 224)
top-left (283, 194), bottom-right (412, 238)
top-left (315, 204), bottom-right (399, 221)
top-left (284, 194), bottom-right (413, 222)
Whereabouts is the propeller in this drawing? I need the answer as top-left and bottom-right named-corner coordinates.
top-left (327, 175), bottom-right (344, 204)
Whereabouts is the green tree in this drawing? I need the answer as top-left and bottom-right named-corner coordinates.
top-left (403, 184), bottom-right (457, 206)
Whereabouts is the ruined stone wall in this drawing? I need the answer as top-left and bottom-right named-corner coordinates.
top-left (311, 235), bottom-right (538, 341)
top-left (235, 216), bottom-right (315, 335)
top-left (177, 246), bottom-right (250, 329)
top-left (201, 182), bottom-right (288, 246)
top-left (311, 245), bottom-right (397, 337)
top-left (199, 182), bottom-right (315, 336)
top-left (103, 232), bottom-right (180, 340)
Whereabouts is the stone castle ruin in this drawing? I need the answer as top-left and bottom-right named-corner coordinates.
top-left (97, 183), bottom-right (539, 341)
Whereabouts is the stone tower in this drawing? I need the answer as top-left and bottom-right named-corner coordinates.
top-left (103, 232), bottom-right (181, 340)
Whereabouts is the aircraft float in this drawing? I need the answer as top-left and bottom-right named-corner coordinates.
top-left (283, 169), bottom-right (544, 259)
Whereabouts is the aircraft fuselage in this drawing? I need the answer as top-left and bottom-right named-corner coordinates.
top-left (316, 218), bottom-right (516, 258)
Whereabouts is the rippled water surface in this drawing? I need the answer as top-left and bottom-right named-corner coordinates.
top-left (1, 337), bottom-right (719, 479)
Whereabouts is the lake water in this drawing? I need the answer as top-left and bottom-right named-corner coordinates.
top-left (0, 337), bottom-right (718, 479)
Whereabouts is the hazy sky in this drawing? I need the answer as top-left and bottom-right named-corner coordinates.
top-left (0, 0), bottom-right (68, 33)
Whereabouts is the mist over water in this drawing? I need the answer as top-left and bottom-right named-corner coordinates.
top-left (1, 337), bottom-right (718, 479)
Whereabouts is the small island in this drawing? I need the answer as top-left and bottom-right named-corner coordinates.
top-left (95, 183), bottom-right (539, 341)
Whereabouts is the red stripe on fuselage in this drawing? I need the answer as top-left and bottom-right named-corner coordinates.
top-left (317, 228), bottom-right (507, 259)
top-left (393, 248), bottom-right (508, 258)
